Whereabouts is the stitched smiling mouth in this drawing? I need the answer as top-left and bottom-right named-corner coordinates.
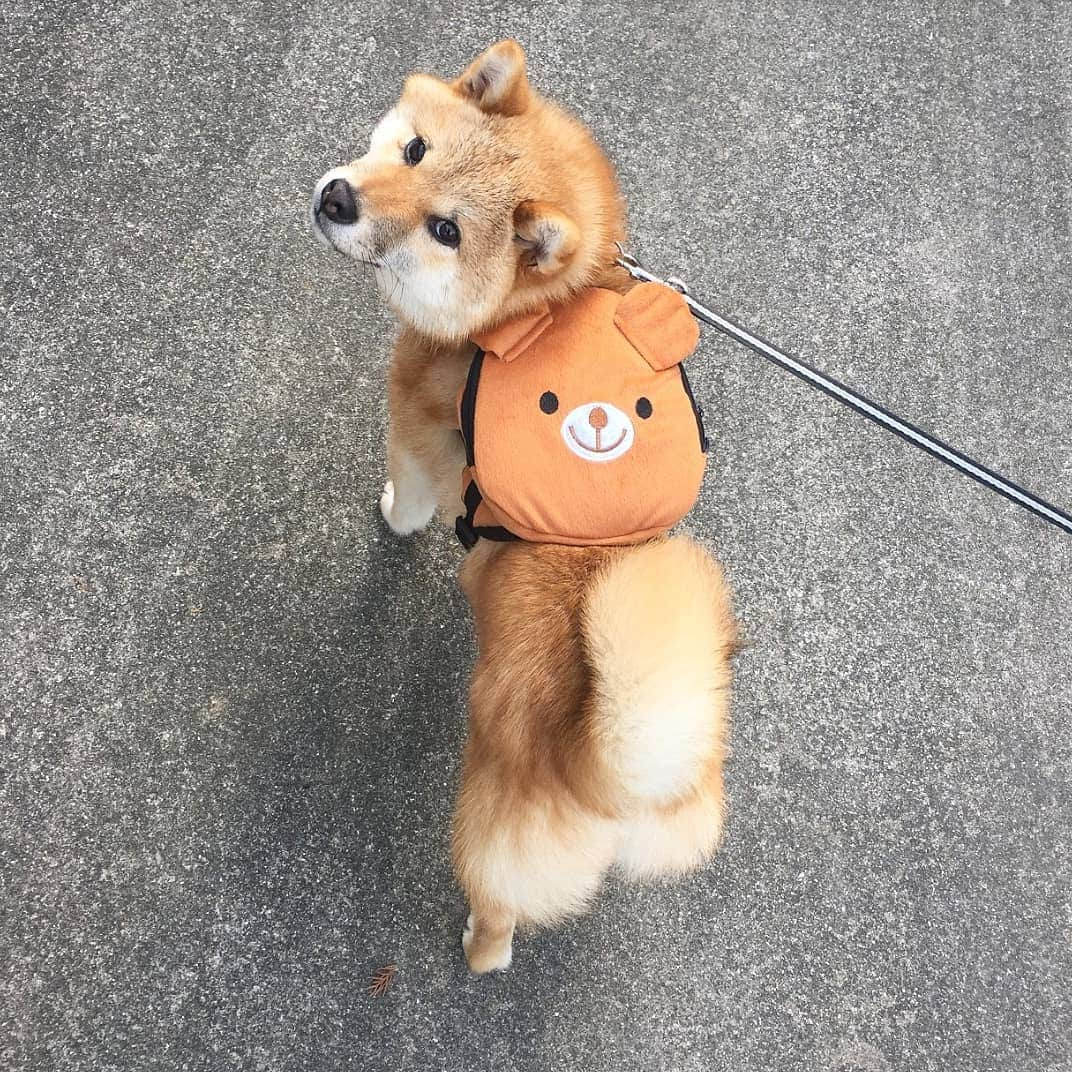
top-left (567, 425), bottom-right (628, 454)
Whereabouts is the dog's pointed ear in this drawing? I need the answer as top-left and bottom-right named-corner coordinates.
top-left (472, 305), bottom-right (553, 363)
top-left (454, 40), bottom-right (530, 116)
top-left (514, 201), bottom-right (580, 276)
top-left (614, 283), bottom-right (700, 370)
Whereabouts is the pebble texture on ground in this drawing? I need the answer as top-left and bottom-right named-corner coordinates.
top-left (2, 2), bottom-right (1070, 1070)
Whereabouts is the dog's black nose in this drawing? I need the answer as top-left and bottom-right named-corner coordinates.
top-left (319, 178), bottom-right (357, 225)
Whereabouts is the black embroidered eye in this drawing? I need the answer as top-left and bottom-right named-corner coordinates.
top-left (429, 217), bottom-right (460, 248)
top-left (635, 397), bottom-right (653, 419)
top-left (539, 391), bottom-right (559, 414)
top-left (403, 136), bottom-right (426, 165)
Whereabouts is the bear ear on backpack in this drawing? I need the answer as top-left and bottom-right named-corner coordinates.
top-left (614, 282), bottom-right (700, 371)
top-left (472, 304), bottom-right (554, 363)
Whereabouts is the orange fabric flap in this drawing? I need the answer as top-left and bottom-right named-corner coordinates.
top-left (472, 304), bottom-right (553, 363)
top-left (613, 282), bottom-right (699, 371)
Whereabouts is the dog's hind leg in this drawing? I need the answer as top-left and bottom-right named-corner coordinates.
top-left (461, 902), bottom-right (516, 973)
top-left (452, 774), bottom-right (616, 972)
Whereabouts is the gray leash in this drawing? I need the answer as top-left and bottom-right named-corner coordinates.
top-left (616, 247), bottom-right (1072, 537)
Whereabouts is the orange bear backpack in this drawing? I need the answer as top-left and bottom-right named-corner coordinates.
top-left (455, 282), bottom-right (709, 548)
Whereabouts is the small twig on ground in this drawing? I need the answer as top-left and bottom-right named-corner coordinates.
top-left (367, 963), bottom-right (398, 997)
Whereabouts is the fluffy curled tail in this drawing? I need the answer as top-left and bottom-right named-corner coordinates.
top-left (582, 536), bottom-right (738, 809)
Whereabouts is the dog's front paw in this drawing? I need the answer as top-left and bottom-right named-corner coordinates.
top-left (379, 480), bottom-right (399, 529)
top-left (379, 480), bottom-right (426, 536)
top-left (379, 479), bottom-right (437, 536)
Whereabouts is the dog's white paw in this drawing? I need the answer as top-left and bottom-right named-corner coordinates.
top-left (461, 913), bottom-right (513, 973)
top-left (379, 479), bottom-right (432, 536)
top-left (379, 480), bottom-right (398, 528)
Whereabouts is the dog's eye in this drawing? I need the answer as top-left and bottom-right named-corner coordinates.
top-left (429, 217), bottom-right (461, 248)
top-left (539, 391), bottom-right (559, 414)
top-left (403, 136), bottom-right (426, 166)
top-left (635, 397), bottom-right (653, 419)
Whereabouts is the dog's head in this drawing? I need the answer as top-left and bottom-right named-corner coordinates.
top-left (311, 41), bottom-right (625, 342)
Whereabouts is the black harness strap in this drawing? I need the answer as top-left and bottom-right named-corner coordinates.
top-left (456, 345), bottom-right (520, 550)
top-left (455, 479), bottom-right (518, 550)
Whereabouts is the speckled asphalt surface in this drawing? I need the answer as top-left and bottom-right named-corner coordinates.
top-left (3, 3), bottom-right (1071, 1070)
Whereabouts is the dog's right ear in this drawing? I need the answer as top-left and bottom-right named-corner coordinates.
top-left (453, 40), bottom-right (530, 116)
top-left (514, 201), bottom-right (580, 275)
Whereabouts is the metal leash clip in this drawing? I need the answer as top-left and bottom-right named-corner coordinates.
top-left (614, 245), bottom-right (1072, 537)
top-left (615, 245), bottom-right (689, 298)
top-left (614, 243), bottom-right (642, 274)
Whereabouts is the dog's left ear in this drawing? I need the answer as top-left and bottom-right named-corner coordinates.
top-left (453, 40), bottom-right (530, 116)
top-left (614, 283), bottom-right (700, 370)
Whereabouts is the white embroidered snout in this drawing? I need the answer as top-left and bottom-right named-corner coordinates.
top-left (560, 401), bottom-right (635, 462)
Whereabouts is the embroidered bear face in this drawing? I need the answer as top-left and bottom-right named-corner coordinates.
top-left (465, 283), bottom-right (707, 544)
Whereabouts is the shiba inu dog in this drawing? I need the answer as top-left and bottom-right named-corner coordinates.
top-left (311, 40), bottom-right (738, 973)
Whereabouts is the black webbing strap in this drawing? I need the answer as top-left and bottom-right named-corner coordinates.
top-left (455, 480), bottom-right (518, 550)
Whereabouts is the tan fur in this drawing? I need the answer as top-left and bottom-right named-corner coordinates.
top-left (312, 42), bottom-right (739, 972)
top-left (454, 539), bottom-right (737, 970)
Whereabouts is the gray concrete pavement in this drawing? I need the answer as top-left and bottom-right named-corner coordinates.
top-left (2, 2), bottom-right (1071, 1069)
